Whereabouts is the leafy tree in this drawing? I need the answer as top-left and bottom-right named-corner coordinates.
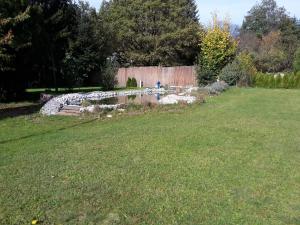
top-left (279, 17), bottom-right (300, 69)
top-left (197, 14), bottom-right (237, 85)
top-left (241, 0), bottom-right (288, 37)
top-left (30, 0), bottom-right (77, 92)
top-left (255, 31), bottom-right (287, 72)
top-left (240, 0), bottom-right (300, 71)
top-left (100, 0), bottom-right (202, 66)
top-left (62, 1), bottom-right (107, 88)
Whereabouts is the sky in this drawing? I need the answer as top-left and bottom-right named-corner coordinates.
top-left (85, 0), bottom-right (300, 25)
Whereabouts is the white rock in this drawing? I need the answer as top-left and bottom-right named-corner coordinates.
top-left (159, 94), bottom-right (196, 105)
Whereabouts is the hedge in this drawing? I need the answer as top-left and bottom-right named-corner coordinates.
top-left (253, 72), bottom-right (300, 89)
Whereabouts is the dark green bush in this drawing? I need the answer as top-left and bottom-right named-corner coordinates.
top-left (126, 77), bottom-right (138, 88)
top-left (131, 77), bottom-right (137, 87)
top-left (219, 60), bottom-right (241, 86)
top-left (101, 58), bottom-right (118, 91)
top-left (126, 78), bottom-right (132, 87)
top-left (197, 67), bottom-right (216, 86)
top-left (219, 52), bottom-right (257, 87)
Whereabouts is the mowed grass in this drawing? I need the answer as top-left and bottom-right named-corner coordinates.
top-left (0, 88), bottom-right (300, 225)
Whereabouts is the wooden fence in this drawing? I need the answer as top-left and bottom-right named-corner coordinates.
top-left (117, 66), bottom-right (197, 87)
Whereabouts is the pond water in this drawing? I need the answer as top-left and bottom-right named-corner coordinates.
top-left (90, 94), bottom-right (164, 105)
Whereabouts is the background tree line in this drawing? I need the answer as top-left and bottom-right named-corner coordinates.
top-left (0, 0), bottom-right (201, 101)
top-left (198, 0), bottom-right (300, 86)
top-left (1, 0), bottom-right (300, 101)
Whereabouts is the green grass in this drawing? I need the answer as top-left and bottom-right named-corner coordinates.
top-left (23, 86), bottom-right (142, 102)
top-left (26, 87), bottom-right (103, 93)
top-left (26, 86), bottom-right (141, 93)
top-left (0, 88), bottom-right (300, 225)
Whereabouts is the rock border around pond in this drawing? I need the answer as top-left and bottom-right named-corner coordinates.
top-left (40, 88), bottom-right (167, 115)
top-left (40, 82), bottom-right (229, 116)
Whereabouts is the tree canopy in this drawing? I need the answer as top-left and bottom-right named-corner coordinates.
top-left (100, 0), bottom-right (202, 66)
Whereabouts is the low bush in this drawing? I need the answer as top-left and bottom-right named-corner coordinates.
top-left (253, 72), bottom-right (300, 89)
top-left (126, 77), bottom-right (138, 88)
top-left (293, 48), bottom-right (300, 72)
top-left (202, 81), bottom-right (229, 95)
top-left (126, 78), bottom-right (132, 87)
top-left (101, 58), bottom-right (118, 91)
top-left (197, 68), bottom-right (216, 86)
top-left (219, 52), bottom-right (257, 86)
top-left (131, 78), bottom-right (137, 87)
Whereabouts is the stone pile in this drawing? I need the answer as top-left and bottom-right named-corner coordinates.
top-left (159, 94), bottom-right (196, 105)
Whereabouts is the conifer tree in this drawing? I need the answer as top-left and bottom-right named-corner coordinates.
top-left (100, 0), bottom-right (202, 66)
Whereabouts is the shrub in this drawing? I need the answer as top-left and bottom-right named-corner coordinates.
top-left (293, 48), bottom-right (300, 72)
top-left (126, 78), bottom-right (132, 87)
top-left (253, 72), bottom-right (300, 89)
top-left (197, 14), bottom-right (237, 85)
top-left (203, 81), bottom-right (229, 95)
top-left (197, 67), bottom-right (216, 86)
top-left (131, 77), bottom-right (137, 87)
top-left (274, 75), bottom-right (282, 88)
top-left (282, 74), bottom-right (290, 89)
top-left (219, 60), bottom-right (241, 86)
top-left (296, 73), bottom-right (300, 88)
top-left (101, 58), bottom-right (118, 91)
top-left (266, 75), bottom-right (275, 88)
top-left (126, 77), bottom-right (138, 88)
top-left (255, 31), bottom-right (287, 73)
top-left (81, 100), bottom-right (92, 107)
top-left (219, 52), bottom-right (257, 86)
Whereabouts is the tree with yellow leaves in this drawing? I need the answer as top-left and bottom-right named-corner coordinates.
top-left (197, 13), bottom-right (237, 85)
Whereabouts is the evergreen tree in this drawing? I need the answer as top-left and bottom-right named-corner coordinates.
top-left (100, 0), bottom-right (202, 66)
top-left (241, 0), bottom-right (288, 37)
top-left (0, 0), bottom-right (33, 100)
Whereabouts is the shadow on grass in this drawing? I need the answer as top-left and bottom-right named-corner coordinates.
top-left (0, 118), bottom-right (97, 145)
top-left (0, 104), bottom-right (42, 120)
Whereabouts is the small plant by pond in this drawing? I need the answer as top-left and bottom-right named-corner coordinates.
top-left (126, 77), bottom-right (138, 88)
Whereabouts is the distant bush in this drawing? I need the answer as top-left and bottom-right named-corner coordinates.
top-left (203, 81), bottom-right (229, 95)
top-left (219, 52), bottom-right (257, 86)
top-left (197, 68), bottom-right (216, 86)
top-left (101, 58), bottom-right (118, 91)
top-left (126, 77), bottom-right (138, 88)
top-left (253, 72), bottom-right (300, 89)
top-left (131, 77), bottom-right (137, 87)
top-left (293, 48), bottom-right (300, 72)
top-left (126, 78), bottom-right (132, 87)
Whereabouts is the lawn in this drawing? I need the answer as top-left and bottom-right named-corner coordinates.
top-left (0, 88), bottom-right (299, 225)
